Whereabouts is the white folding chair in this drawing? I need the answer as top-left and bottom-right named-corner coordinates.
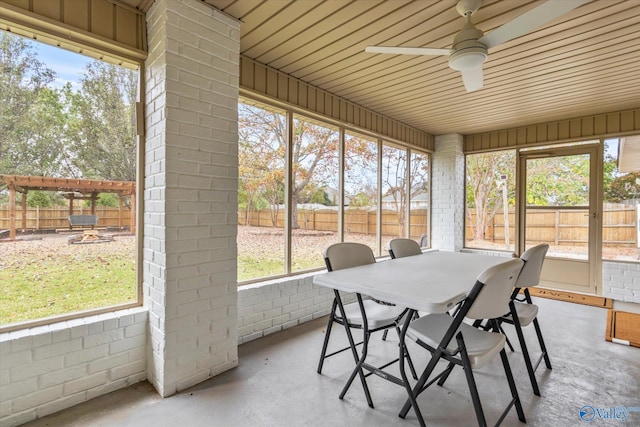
top-left (498, 243), bottom-right (552, 396)
top-left (398, 258), bottom-right (527, 427)
top-left (387, 238), bottom-right (426, 324)
top-left (388, 238), bottom-right (422, 259)
top-left (317, 242), bottom-right (416, 398)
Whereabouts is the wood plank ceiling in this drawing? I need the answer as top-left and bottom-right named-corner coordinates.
top-left (129, 0), bottom-right (640, 136)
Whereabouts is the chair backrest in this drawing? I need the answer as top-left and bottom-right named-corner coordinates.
top-left (515, 243), bottom-right (549, 288)
top-left (465, 258), bottom-right (524, 320)
top-left (388, 238), bottom-right (422, 259)
top-left (323, 242), bottom-right (376, 272)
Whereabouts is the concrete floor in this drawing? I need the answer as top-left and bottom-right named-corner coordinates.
top-left (23, 298), bottom-right (640, 427)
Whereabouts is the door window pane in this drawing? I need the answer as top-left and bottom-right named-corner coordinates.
top-left (525, 153), bottom-right (590, 259)
top-left (465, 150), bottom-right (515, 252)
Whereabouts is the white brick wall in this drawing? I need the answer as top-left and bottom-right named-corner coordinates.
top-left (0, 308), bottom-right (147, 427)
top-left (603, 261), bottom-right (640, 304)
top-left (144, 0), bottom-right (240, 397)
top-left (431, 134), bottom-right (465, 251)
top-left (237, 274), bottom-right (347, 344)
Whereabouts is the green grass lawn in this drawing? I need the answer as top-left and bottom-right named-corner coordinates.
top-left (0, 237), bottom-right (136, 325)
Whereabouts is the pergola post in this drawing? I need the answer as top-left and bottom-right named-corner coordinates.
top-left (9, 184), bottom-right (16, 240)
top-left (21, 191), bottom-right (27, 230)
top-left (90, 192), bottom-right (97, 215)
top-left (118, 195), bottom-right (124, 229)
top-left (68, 194), bottom-right (74, 229)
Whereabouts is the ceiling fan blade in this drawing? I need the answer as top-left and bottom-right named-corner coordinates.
top-left (479, 0), bottom-right (590, 49)
top-left (461, 67), bottom-right (483, 92)
top-left (365, 46), bottom-right (451, 56)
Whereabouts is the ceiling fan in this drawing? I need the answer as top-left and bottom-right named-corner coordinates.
top-left (365, 0), bottom-right (589, 92)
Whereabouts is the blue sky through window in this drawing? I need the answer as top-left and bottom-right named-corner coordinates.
top-left (27, 37), bottom-right (93, 90)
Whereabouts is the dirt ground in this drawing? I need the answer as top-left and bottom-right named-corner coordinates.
top-left (0, 233), bottom-right (136, 270)
top-left (2, 227), bottom-right (637, 267)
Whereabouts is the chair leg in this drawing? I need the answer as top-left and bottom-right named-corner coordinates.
top-left (404, 344), bottom-right (419, 381)
top-left (499, 348), bottom-right (527, 423)
top-left (399, 348), bottom-right (443, 423)
top-left (533, 317), bottom-right (552, 370)
top-left (317, 299), bottom-right (337, 374)
top-left (499, 323), bottom-right (515, 352)
top-left (511, 310), bottom-right (541, 396)
top-left (436, 362), bottom-right (456, 387)
top-left (457, 334), bottom-right (487, 427)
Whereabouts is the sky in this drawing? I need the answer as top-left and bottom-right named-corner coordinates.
top-left (28, 37), bottom-right (93, 91)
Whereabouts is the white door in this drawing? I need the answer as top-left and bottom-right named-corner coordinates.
top-left (518, 144), bottom-right (599, 294)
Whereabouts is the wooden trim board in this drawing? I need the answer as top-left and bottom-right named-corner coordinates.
top-left (606, 310), bottom-right (640, 348)
top-left (526, 287), bottom-right (613, 308)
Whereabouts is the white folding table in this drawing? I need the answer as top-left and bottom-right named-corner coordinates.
top-left (312, 250), bottom-right (512, 426)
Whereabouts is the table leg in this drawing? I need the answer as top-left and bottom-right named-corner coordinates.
top-left (398, 309), bottom-right (426, 427)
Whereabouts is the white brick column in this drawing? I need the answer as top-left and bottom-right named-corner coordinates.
top-left (144, 0), bottom-right (240, 397)
top-left (431, 134), bottom-right (465, 251)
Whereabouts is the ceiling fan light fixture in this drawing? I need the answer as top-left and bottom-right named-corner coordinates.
top-left (448, 47), bottom-right (487, 71)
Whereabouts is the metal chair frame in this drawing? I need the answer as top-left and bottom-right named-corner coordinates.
top-left (398, 259), bottom-right (527, 427)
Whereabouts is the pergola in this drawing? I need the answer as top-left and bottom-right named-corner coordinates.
top-left (1, 175), bottom-right (136, 240)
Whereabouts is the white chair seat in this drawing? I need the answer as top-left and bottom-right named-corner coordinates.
top-left (513, 301), bottom-right (539, 326)
top-left (339, 299), bottom-right (407, 330)
top-left (407, 313), bottom-right (506, 369)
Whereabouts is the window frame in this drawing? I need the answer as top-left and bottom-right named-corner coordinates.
top-left (0, 33), bottom-right (144, 333)
top-left (237, 96), bottom-right (431, 285)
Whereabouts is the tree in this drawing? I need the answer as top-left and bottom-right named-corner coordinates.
top-left (27, 190), bottom-right (64, 208)
top-left (466, 151), bottom-right (515, 241)
top-left (526, 155), bottom-right (590, 206)
top-left (382, 145), bottom-right (407, 235)
top-left (0, 32), bottom-right (67, 177)
top-left (238, 104), bottom-right (286, 226)
top-left (344, 135), bottom-right (377, 207)
top-left (238, 103), bottom-right (339, 229)
top-left (291, 118), bottom-right (338, 228)
top-left (606, 172), bottom-right (640, 203)
top-left (65, 61), bottom-right (137, 181)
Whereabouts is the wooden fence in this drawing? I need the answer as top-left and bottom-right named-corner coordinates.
top-left (467, 206), bottom-right (637, 247)
top-left (7, 205), bottom-right (633, 246)
top-left (239, 208), bottom-right (429, 239)
top-left (0, 206), bottom-right (132, 231)
top-left (239, 205), bottom-right (637, 247)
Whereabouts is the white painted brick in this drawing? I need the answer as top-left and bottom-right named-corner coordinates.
top-left (83, 329), bottom-right (125, 348)
top-left (62, 371), bottom-right (108, 396)
top-left (0, 378), bottom-right (37, 401)
top-left (38, 365), bottom-right (87, 389)
top-left (1, 349), bottom-right (32, 369)
top-left (12, 385), bottom-right (63, 412)
top-left (109, 336), bottom-right (145, 355)
top-left (36, 393), bottom-right (87, 419)
top-left (86, 352), bottom-right (130, 375)
top-left (0, 398), bottom-right (11, 418)
top-left (109, 359), bottom-right (146, 381)
top-left (11, 356), bottom-right (63, 382)
top-left (124, 322), bottom-right (146, 338)
top-left (64, 345), bottom-right (109, 367)
top-left (1, 409), bottom-right (37, 427)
